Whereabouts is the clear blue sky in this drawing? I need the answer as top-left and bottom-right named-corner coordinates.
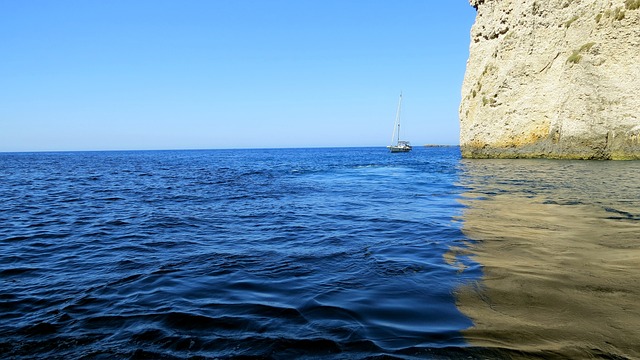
top-left (0, 1), bottom-right (476, 152)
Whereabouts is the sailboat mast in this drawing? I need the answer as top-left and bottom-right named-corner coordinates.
top-left (395, 92), bottom-right (403, 144)
top-left (386, 91), bottom-right (411, 152)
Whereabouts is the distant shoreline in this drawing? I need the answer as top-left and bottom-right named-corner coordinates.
top-left (423, 144), bottom-right (458, 148)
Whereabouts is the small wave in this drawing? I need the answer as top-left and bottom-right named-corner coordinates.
top-left (162, 311), bottom-right (263, 332)
top-left (2, 235), bottom-right (30, 242)
top-left (19, 322), bottom-right (59, 337)
top-left (24, 231), bottom-right (72, 240)
top-left (100, 196), bottom-right (124, 202)
top-left (0, 267), bottom-right (39, 276)
top-left (603, 206), bottom-right (640, 220)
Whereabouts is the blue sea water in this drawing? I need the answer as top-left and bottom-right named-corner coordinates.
top-left (2, 147), bottom-right (639, 359)
top-left (0, 147), bottom-right (481, 359)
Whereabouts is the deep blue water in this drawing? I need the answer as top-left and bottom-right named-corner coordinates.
top-left (1, 147), bottom-right (483, 359)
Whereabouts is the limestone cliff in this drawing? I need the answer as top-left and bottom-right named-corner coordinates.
top-left (459, 0), bottom-right (640, 159)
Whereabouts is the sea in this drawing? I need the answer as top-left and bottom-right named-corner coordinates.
top-left (1, 147), bottom-right (639, 360)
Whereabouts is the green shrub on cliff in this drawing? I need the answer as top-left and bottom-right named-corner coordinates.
top-left (481, 96), bottom-right (497, 106)
top-left (625, 0), bottom-right (640, 10)
top-left (580, 42), bottom-right (596, 52)
top-left (567, 51), bottom-right (582, 64)
top-left (597, 5), bottom-right (631, 23)
top-left (565, 15), bottom-right (579, 27)
top-left (567, 43), bottom-right (596, 65)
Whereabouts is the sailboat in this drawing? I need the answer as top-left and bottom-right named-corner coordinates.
top-left (387, 92), bottom-right (412, 153)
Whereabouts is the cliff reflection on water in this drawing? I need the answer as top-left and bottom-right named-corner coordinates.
top-left (455, 159), bottom-right (640, 359)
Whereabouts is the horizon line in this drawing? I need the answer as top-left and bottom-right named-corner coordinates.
top-left (0, 144), bottom-right (460, 154)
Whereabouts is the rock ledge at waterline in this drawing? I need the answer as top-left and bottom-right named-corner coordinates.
top-left (459, 0), bottom-right (640, 159)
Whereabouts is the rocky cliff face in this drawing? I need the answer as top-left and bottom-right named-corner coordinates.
top-left (459, 0), bottom-right (640, 159)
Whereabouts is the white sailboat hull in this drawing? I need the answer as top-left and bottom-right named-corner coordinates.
top-left (387, 142), bottom-right (412, 153)
top-left (387, 146), bottom-right (411, 153)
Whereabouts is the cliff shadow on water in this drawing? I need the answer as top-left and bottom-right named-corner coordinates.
top-left (452, 158), bottom-right (640, 359)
